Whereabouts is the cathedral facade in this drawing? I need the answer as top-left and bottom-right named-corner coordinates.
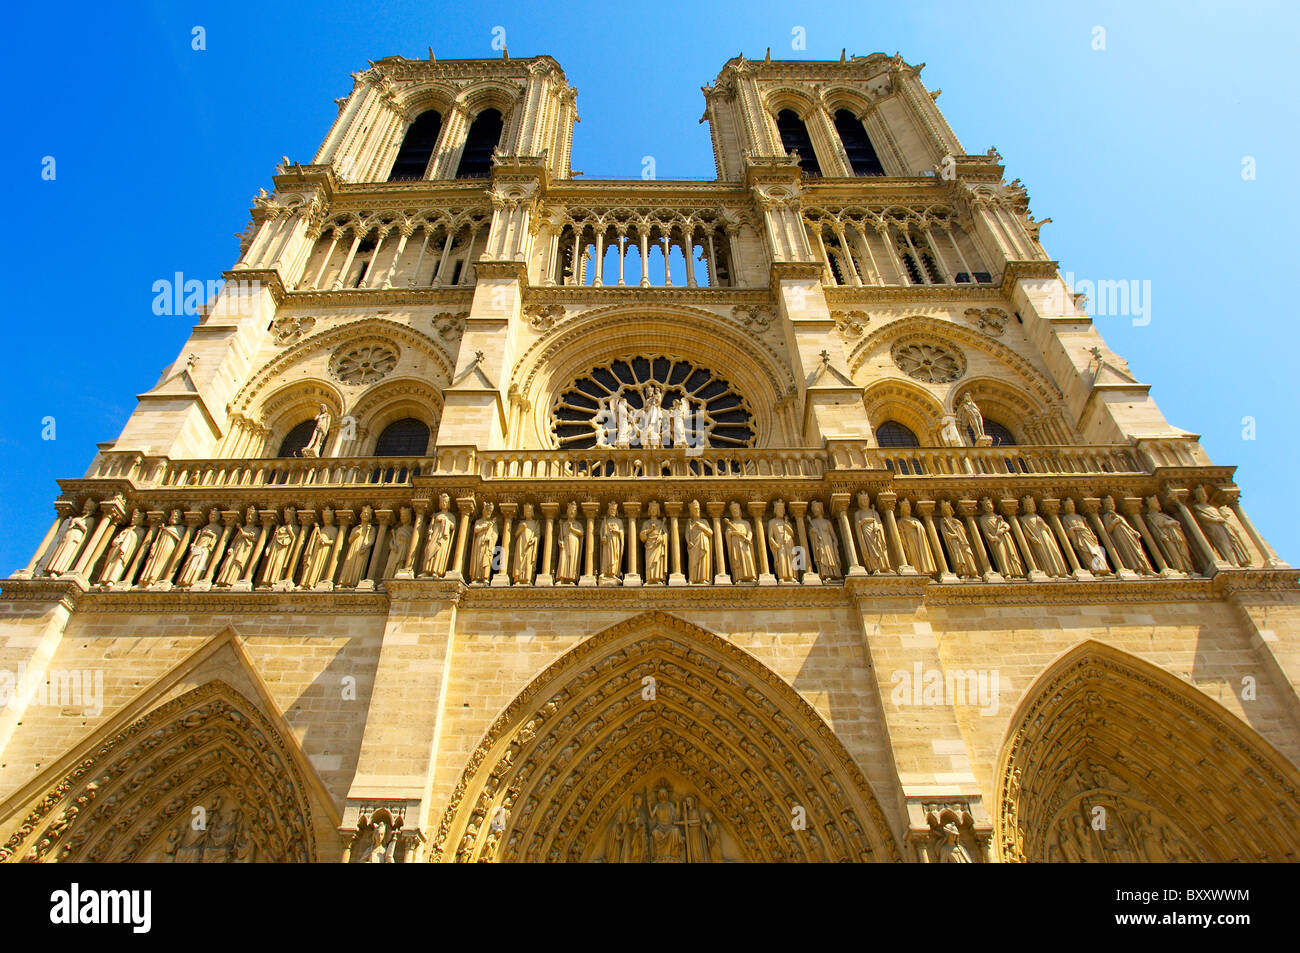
top-left (3, 52), bottom-right (1299, 864)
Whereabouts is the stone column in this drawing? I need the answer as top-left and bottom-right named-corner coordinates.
top-left (623, 502), bottom-right (642, 587)
top-left (1081, 497), bottom-right (1126, 578)
top-left (705, 502), bottom-right (731, 585)
top-left (877, 492), bottom-right (913, 575)
top-left (287, 511), bottom-right (315, 589)
top-left (397, 502), bottom-right (427, 579)
top-left (787, 501), bottom-right (818, 585)
top-left (366, 509), bottom-right (393, 588)
top-left (1224, 492), bottom-right (1288, 568)
top-left (492, 503), bottom-right (517, 587)
top-left (1041, 498), bottom-right (1090, 581)
top-left (832, 492), bottom-right (865, 577)
top-left (121, 516), bottom-right (160, 589)
top-left (320, 509), bottom-right (354, 591)
top-left (579, 502), bottom-right (599, 587)
top-left (957, 499), bottom-right (998, 581)
top-left (1123, 497), bottom-right (1171, 576)
top-left (450, 499), bottom-right (476, 583)
top-left (536, 502), bottom-right (558, 587)
top-left (916, 500), bottom-right (956, 583)
top-left (748, 501), bottom-right (776, 585)
top-left (664, 501), bottom-right (686, 587)
top-left (68, 503), bottom-right (123, 584)
top-left (331, 229), bottom-right (364, 290)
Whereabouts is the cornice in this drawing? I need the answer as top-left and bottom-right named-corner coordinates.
top-left (822, 283), bottom-right (1007, 304)
top-left (999, 259), bottom-right (1060, 294)
top-left (522, 285), bottom-right (771, 305)
top-left (282, 287), bottom-right (475, 309)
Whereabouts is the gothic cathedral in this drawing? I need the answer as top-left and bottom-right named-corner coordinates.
top-left (3, 52), bottom-right (1299, 864)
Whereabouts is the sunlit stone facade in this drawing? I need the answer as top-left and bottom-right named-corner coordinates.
top-left (3, 52), bottom-right (1299, 864)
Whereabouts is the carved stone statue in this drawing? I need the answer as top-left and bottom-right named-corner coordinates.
top-left (639, 501), bottom-right (668, 585)
top-left (300, 403), bottom-right (332, 457)
top-left (896, 499), bottom-right (935, 575)
top-left (1145, 497), bottom-right (1194, 572)
top-left (382, 507), bottom-right (414, 579)
top-left (512, 503), bottom-right (540, 585)
top-left (937, 821), bottom-right (973, 863)
top-left (939, 500), bottom-right (979, 578)
top-left (768, 500), bottom-right (798, 583)
top-left (1100, 496), bottom-right (1153, 573)
top-left (625, 794), bottom-right (647, 863)
top-left (978, 497), bottom-right (1023, 576)
top-left (216, 505), bottom-right (259, 586)
top-left (647, 787), bottom-right (684, 862)
top-left (98, 509), bottom-right (147, 584)
top-left (643, 384), bottom-right (664, 449)
top-left (599, 501), bottom-right (624, 583)
top-left (421, 493), bottom-right (456, 577)
top-left (1191, 486), bottom-right (1250, 566)
top-left (806, 500), bottom-right (842, 579)
top-left (556, 501), bottom-right (583, 585)
top-left (853, 492), bottom-right (891, 573)
top-left (338, 506), bottom-right (377, 587)
top-left (299, 508), bottom-right (338, 588)
top-left (139, 509), bottom-right (184, 585)
top-left (686, 500), bottom-right (713, 584)
top-left (603, 808), bottom-right (628, 862)
top-left (46, 499), bottom-right (96, 576)
top-left (1020, 496), bottom-right (1069, 577)
top-left (177, 509), bottom-right (222, 586)
top-left (470, 502), bottom-right (498, 584)
top-left (1061, 497), bottom-right (1108, 572)
top-left (939, 414), bottom-right (964, 447)
top-left (701, 809), bottom-right (724, 863)
top-left (956, 394), bottom-right (988, 446)
top-left (260, 507), bottom-right (297, 586)
top-left (670, 398), bottom-right (690, 448)
top-left (724, 501), bottom-right (757, 583)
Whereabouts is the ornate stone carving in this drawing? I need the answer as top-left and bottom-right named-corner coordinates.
top-left (524, 303), bottom-right (565, 331)
top-left (731, 304), bottom-right (773, 332)
top-left (831, 310), bottom-right (869, 339)
top-left (964, 307), bottom-right (1007, 336)
top-left (853, 492), bottom-right (891, 574)
top-left (271, 314), bottom-right (316, 345)
top-left (767, 499), bottom-right (798, 583)
top-left (723, 501), bottom-right (757, 583)
top-left (432, 312), bottom-right (468, 340)
top-left (470, 502), bottom-right (498, 584)
top-left (891, 341), bottom-right (965, 383)
top-left (420, 493), bottom-right (457, 577)
top-left (329, 341), bottom-right (399, 385)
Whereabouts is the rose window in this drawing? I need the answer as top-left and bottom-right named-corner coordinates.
top-left (552, 357), bottom-right (756, 450)
top-left (891, 342), bottom-right (965, 383)
top-left (330, 341), bottom-right (399, 385)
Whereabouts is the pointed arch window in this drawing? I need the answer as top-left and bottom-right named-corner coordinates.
top-left (970, 420), bottom-right (1017, 447)
top-left (388, 110), bottom-right (443, 181)
top-left (775, 109), bottom-right (821, 176)
top-left (834, 109), bottom-right (885, 176)
top-left (875, 420), bottom-right (920, 448)
top-left (456, 108), bottom-right (504, 179)
top-left (373, 418), bottom-right (431, 456)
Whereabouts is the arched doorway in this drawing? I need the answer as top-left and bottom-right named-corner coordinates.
top-left (432, 611), bottom-right (901, 862)
top-left (996, 642), bottom-right (1300, 862)
top-left (0, 680), bottom-right (319, 863)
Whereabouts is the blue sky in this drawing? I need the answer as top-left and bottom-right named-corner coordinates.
top-left (2, 0), bottom-right (1297, 572)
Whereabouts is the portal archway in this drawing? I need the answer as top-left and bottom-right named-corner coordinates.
top-left (0, 680), bottom-right (318, 863)
top-left (432, 611), bottom-right (901, 862)
top-left (996, 641), bottom-right (1300, 862)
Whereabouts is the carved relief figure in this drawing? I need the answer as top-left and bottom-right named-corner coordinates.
top-left (46, 499), bottom-right (96, 575)
top-left (260, 507), bottom-right (298, 585)
top-left (1100, 496), bottom-right (1153, 573)
top-left (648, 787), bottom-right (684, 862)
top-left (422, 494), bottom-right (456, 577)
top-left (938, 500), bottom-right (978, 578)
top-left (512, 503), bottom-right (540, 585)
top-left (639, 501), bottom-right (668, 585)
top-left (299, 508), bottom-right (338, 587)
top-left (896, 499), bottom-right (935, 575)
top-left (937, 822), bottom-right (973, 863)
top-left (599, 501), bottom-right (624, 582)
top-left (1191, 486), bottom-right (1249, 566)
top-left (1020, 496), bottom-right (1068, 577)
top-left (384, 507), bottom-right (414, 579)
top-left (556, 501), bottom-right (583, 584)
top-left (1061, 498), bottom-right (1108, 572)
top-left (686, 500), bottom-right (713, 584)
top-left (177, 509), bottom-right (221, 586)
top-left (978, 497), bottom-right (1023, 576)
top-left (98, 509), bottom-right (146, 584)
top-left (853, 492), bottom-right (890, 573)
top-left (338, 505), bottom-right (377, 587)
top-left (1144, 497), bottom-right (1192, 572)
top-left (724, 501), bottom-right (757, 583)
top-left (956, 394), bottom-right (987, 445)
top-left (807, 500), bottom-right (842, 579)
top-left (471, 502), bottom-right (499, 584)
top-left (768, 499), bottom-right (798, 583)
top-left (216, 505), bottom-right (260, 586)
top-left (139, 510), bottom-right (184, 585)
